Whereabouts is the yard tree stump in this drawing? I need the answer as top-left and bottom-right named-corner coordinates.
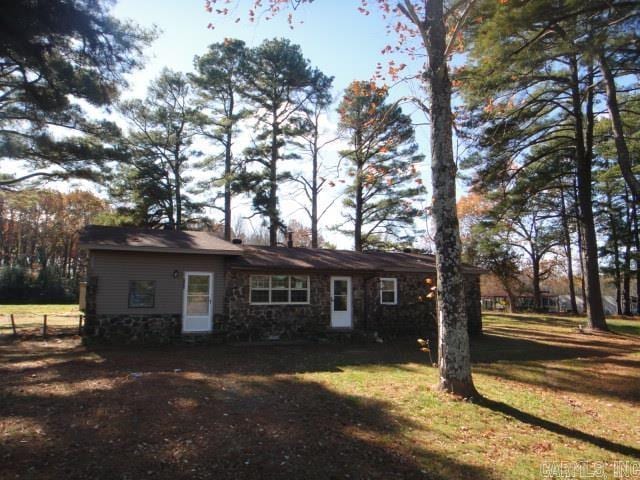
top-left (43, 314), bottom-right (47, 338)
top-left (10, 314), bottom-right (17, 336)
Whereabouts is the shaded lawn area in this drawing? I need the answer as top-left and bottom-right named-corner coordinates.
top-left (0, 314), bottom-right (639, 479)
top-left (0, 304), bottom-right (80, 335)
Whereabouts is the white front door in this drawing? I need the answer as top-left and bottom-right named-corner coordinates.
top-left (330, 276), bottom-right (352, 328)
top-left (183, 272), bottom-right (213, 333)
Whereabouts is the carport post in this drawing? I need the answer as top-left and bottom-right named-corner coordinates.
top-left (43, 314), bottom-right (47, 338)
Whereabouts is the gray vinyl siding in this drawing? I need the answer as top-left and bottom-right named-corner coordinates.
top-left (89, 250), bottom-right (227, 315)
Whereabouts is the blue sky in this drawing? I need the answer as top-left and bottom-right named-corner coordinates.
top-left (5, 1), bottom-right (443, 248)
top-left (110, 0), bottom-right (436, 248)
top-left (113, 0), bottom-right (396, 100)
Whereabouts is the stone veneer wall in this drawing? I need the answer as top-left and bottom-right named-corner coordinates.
top-left (84, 313), bottom-right (181, 345)
top-left (365, 273), bottom-right (437, 338)
top-left (83, 268), bottom-right (482, 344)
top-left (225, 270), bottom-right (440, 340)
top-left (223, 272), bottom-right (332, 340)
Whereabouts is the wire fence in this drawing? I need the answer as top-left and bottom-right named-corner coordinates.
top-left (2, 313), bottom-right (84, 338)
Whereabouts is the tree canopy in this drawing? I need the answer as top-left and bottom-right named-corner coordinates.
top-left (0, 0), bottom-right (154, 187)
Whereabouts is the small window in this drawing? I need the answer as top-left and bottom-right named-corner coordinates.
top-left (380, 278), bottom-right (397, 305)
top-left (128, 280), bottom-right (155, 308)
top-left (270, 275), bottom-right (289, 303)
top-left (291, 276), bottom-right (309, 303)
top-left (250, 275), bottom-right (270, 303)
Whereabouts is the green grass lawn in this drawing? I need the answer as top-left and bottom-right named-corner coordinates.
top-left (0, 312), bottom-right (639, 479)
top-left (0, 303), bottom-right (80, 334)
top-left (307, 313), bottom-right (640, 479)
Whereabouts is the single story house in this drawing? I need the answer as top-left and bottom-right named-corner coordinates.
top-left (79, 225), bottom-right (484, 344)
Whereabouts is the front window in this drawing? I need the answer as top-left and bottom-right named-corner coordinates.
top-left (250, 275), bottom-right (310, 304)
top-left (250, 275), bottom-right (270, 303)
top-left (128, 280), bottom-right (156, 308)
top-left (380, 278), bottom-right (398, 305)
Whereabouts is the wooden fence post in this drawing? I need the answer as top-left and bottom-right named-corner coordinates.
top-left (43, 314), bottom-right (47, 338)
top-left (78, 315), bottom-right (83, 335)
top-left (10, 314), bottom-right (17, 336)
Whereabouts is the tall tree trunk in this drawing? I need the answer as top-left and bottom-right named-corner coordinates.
top-left (631, 202), bottom-right (640, 315)
top-left (166, 171), bottom-right (176, 229)
top-left (532, 254), bottom-right (542, 311)
top-left (623, 243), bottom-right (631, 315)
top-left (424, 0), bottom-right (477, 398)
top-left (611, 222), bottom-right (622, 316)
top-left (174, 167), bottom-right (182, 231)
top-left (605, 180), bottom-right (622, 315)
top-left (573, 177), bottom-right (588, 314)
top-left (269, 115), bottom-right (279, 246)
top-left (632, 200), bottom-right (640, 315)
top-left (560, 185), bottom-right (578, 313)
top-left (505, 289), bottom-right (517, 313)
top-left (598, 52), bottom-right (640, 200)
top-left (569, 56), bottom-right (607, 330)
top-left (223, 93), bottom-right (235, 242)
top-left (623, 187), bottom-right (632, 316)
top-left (311, 117), bottom-right (319, 249)
top-left (354, 159), bottom-right (364, 252)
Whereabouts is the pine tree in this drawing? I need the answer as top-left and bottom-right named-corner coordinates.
top-left (191, 39), bottom-right (250, 240)
top-left (336, 81), bottom-right (425, 251)
top-left (288, 74), bottom-right (335, 248)
top-left (239, 38), bottom-right (330, 246)
top-left (0, 0), bottom-right (154, 187)
top-left (458, 0), bottom-right (631, 330)
top-left (117, 69), bottom-right (203, 230)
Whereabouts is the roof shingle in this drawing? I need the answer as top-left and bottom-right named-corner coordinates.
top-left (79, 225), bottom-right (242, 255)
top-left (229, 245), bottom-right (484, 274)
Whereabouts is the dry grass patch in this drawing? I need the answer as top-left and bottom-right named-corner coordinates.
top-left (0, 304), bottom-right (80, 336)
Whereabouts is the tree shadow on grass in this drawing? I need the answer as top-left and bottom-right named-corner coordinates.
top-left (609, 323), bottom-right (640, 336)
top-left (478, 397), bottom-right (640, 460)
top-left (0, 341), bottom-right (497, 480)
top-left (471, 331), bottom-right (640, 401)
top-left (485, 313), bottom-right (583, 329)
top-left (471, 331), bottom-right (637, 364)
top-left (3, 330), bottom-right (638, 402)
top-left (487, 312), bottom-right (640, 338)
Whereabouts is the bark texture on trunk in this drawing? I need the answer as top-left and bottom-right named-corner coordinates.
top-left (311, 118), bottom-right (319, 248)
top-left (573, 178), bottom-right (588, 314)
top-left (632, 201), bottom-right (640, 315)
top-left (269, 116), bottom-right (279, 246)
top-left (560, 186), bottom-right (578, 313)
top-left (175, 168), bottom-right (182, 231)
top-left (425, 0), bottom-right (477, 399)
top-left (605, 182), bottom-right (622, 315)
top-left (223, 92), bottom-right (235, 242)
top-left (598, 52), bottom-right (640, 200)
top-left (569, 57), bottom-right (607, 330)
top-left (623, 188), bottom-right (632, 316)
top-left (531, 256), bottom-right (542, 311)
top-left (354, 151), bottom-right (364, 252)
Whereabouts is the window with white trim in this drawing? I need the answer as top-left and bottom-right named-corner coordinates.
top-left (380, 278), bottom-right (398, 305)
top-left (250, 275), bottom-right (310, 304)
